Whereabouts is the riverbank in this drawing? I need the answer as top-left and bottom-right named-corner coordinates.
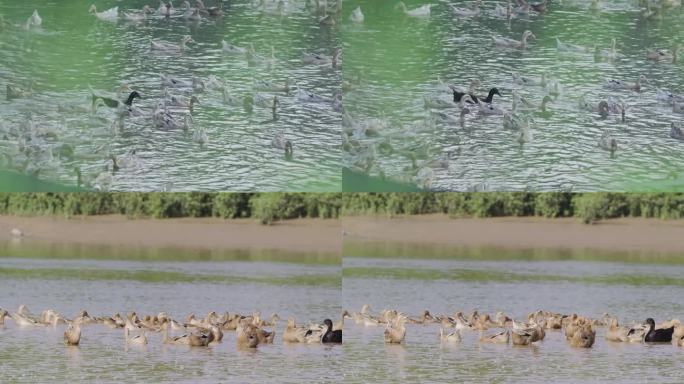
top-left (0, 215), bottom-right (340, 254)
top-left (343, 215), bottom-right (684, 255)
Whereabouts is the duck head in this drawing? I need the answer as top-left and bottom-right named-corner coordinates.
top-left (182, 35), bottom-right (195, 45)
top-left (284, 140), bottom-right (293, 159)
top-left (88, 4), bottom-right (98, 14)
top-left (125, 91), bottom-right (142, 106)
top-left (522, 30), bottom-right (536, 41)
top-left (645, 317), bottom-right (656, 330)
top-left (323, 319), bottom-right (333, 330)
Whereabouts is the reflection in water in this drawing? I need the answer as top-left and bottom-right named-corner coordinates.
top-left (343, 0), bottom-right (684, 191)
top-left (0, 0), bottom-right (341, 191)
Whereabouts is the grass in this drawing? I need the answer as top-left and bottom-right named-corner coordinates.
top-left (0, 267), bottom-right (341, 287)
top-left (343, 267), bottom-right (684, 287)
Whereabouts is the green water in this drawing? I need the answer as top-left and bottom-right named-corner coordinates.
top-left (0, 0), bottom-right (341, 191)
top-left (342, 0), bottom-right (684, 191)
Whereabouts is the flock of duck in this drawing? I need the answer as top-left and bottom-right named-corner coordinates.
top-left (350, 305), bottom-right (684, 348)
top-left (342, 0), bottom-right (684, 190)
top-left (0, 305), bottom-right (342, 348)
top-left (1, 0), bottom-right (342, 190)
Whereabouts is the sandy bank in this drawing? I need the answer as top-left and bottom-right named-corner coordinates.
top-left (0, 215), bottom-right (340, 254)
top-left (343, 215), bottom-right (684, 254)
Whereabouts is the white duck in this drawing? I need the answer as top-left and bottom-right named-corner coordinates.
top-left (24, 10), bottom-right (42, 29)
top-left (89, 5), bottom-right (119, 22)
top-left (151, 35), bottom-right (194, 53)
top-left (395, 2), bottom-right (432, 17)
top-left (350, 6), bottom-right (364, 22)
top-left (604, 75), bottom-right (647, 92)
top-left (493, 30), bottom-right (536, 49)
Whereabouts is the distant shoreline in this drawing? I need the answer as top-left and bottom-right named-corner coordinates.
top-left (343, 215), bottom-right (684, 254)
top-left (0, 215), bottom-right (341, 254)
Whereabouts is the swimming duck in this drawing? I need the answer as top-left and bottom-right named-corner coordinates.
top-left (605, 318), bottom-right (635, 342)
top-left (598, 132), bottom-right (618, 153)
top-left (656, 88), bottom-right (684, 105)
top-left (272, 130), bottom-right (293, 157)
top-left (605, 75), bottom-right (647, 92)
top-left (122, 5), bottom-right (151, 22)
top-left (511, 329), bottom-right (533, 346)
top-left (182, 3), bottom-right (202, 21)
top-left (188, 330), bottom-right (214, 347)
top-left (91, 89), bottom-right (141, 111)
top-left (161, 322), bottom-right (190, 345)
top-left (221, 40), bottom-right (248, 55)
top-left (569, 325), bottom-right (595, 348)
top-left (395, 2), bottom-right (432, 17)
top-left (646, 45), bottom-right (681, 63)
top-left (236, 322), bottom-right (260, 348)
top-left (283, 318), bottom-right (309, 343)
top-left (595, 38), bottom-right (618, 59)
top-left (450, 1), bottom-right (481, 17)
top-left (322, 319), bottom-right (342, 343)
top-left (63, 320), bottom-right (82, 346)
top-left (255, 78), bottom-right (290, 93)
top-left (671, 122), bottom-right (684, 141)
top-left (350, 6), bottom-right (364, 22)
top-left (556, 37), bottom-right (590, 53)
top-left (512, 72), bottom-right (547, 87)
top-left (302, 49), bottom-right (340, 66)
top-left (384, 314), bottom-right (407, 344)
top-left (493, 30), bottom-right (535, 49)
top-left (24, 10), bottom-right (42, 29)
top-left (440, 322), bottom-right (462, 342)
top-left (125, 326), bottom-right (148, 345)
top-left (494, 0), bottom-right (514, 18)
top-left (477, 99), bottom-right (505, 115)
top-left (151, 35), bottom-right (194, 53)
top-left (479, 329), bottom-right (509, 344)
top-left (156, 1), bottom-right (176, 17)
top-left (296, 88), bottom-right (333, 104)
top-left (7, 80), bottom-right (35, 100)
top-left (160, 74), bottom-right (194, 88)
top-left (89, 5), bottom-right (119, 21)
top-left (196, 0), bottom-right (223, 16)
top-left (166, 94), bottom-right (200, 113)
top-left (645, 318), bottom-right (674, 342)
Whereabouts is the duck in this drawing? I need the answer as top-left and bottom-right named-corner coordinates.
top-left (24, 10), bottom-right (42, 29)
top-left (236, 322), bottom-right (260, 348)
top-left (188, 330), bottom-right (214, 347)
top-left (89, 5), bottom-right (119, 21)
top-left (302, 49), bottom-right (341, 66)
top-left (322, 319), bottom-right (342, 343)
top-left (181, 2), bottom-right (202, 21)
top-left (598, 132), bottom-right (618, 153)
top-left (6, 82), bottom-right (34, 100)
top-left (151, 35), bottom-right (194, 53)
top-left (272, 130), bottom-right (293, 157)
top-left (656, 88), bottom-right (684, 105)
top-left (157, 1), bottom-right (176, 17)
top-left (493, 30), bottom-right (536, 49)
top-left (122, 5), bottom-right (151, 22)
top-left (161, 322), bottom-right (190, 345)
top-left (221, 40), bottom-right (248, 55)
top-left (350, 6), bottom-right (364, 22)
top-left (646, 44), bottom-right (681, 63)
top-left (160, 74), bottom-right (194, 88)
top-left (479, 329), bottom-right (509, 344)
top-left (477, 99), bottom-right (505, 115)
top-left (166, 94), bottom-right (200, 113)
top-left (511, 329), bottom-right (533, 346)
top-left (196, 0), bottom-right (223, 16)
top-left (255, 78), bottom-right (290, 93)
top-left (296, 88), bottom-right (333, 104)
top-left (92, 89), bottom-right (141, 111)
top-left (569, 325), bottom-right (595, 348)
top-left (283, 318), bottom-right (309, 343)
top-left (556, 37), bottom-right (590, 53)
top-left (450, 1), bottom-right (481, 17)
top-left (645, 318), bottom-right (674, 342)
top-left (670, 122), bottom-right (684, 141)
top-left (63, 320), bottom-right (82, 346)
top-left (384, 314), bottom-right (407, 343)
top-left (512, 72), bottom-right (547, 87)
top-left (605, 318), bottom-right (632, 342)
top-left (604, 75), bottom-right (647, 92)
top-left (125, 326), bottom-right (148, 345)
top-left (395, 2), bottom-right (432, 17)
top-left (440, 321), bottom-right (462, 342)
top-left (595, 38), bottom-right (618, 59)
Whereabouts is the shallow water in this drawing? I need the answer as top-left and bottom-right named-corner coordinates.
top-left (342, 254), bottom-right (684, 383)
top-left (342, 0), bottom-right (684, 191)
top-left (0, 0), bottom-right (341, 191)
top-left (0, 251), bottom-right (342, 382)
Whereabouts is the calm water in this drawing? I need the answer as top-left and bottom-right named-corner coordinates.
top-left (343, 255), bottom-right (684, 383)
top-left (0, 0), bottom-right (341, 191)
top-left (0, 252), bottom-right (341, 382)
top-left (342, 0), bottom-right (684, 191)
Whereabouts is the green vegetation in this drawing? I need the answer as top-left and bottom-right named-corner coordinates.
top-left (344, 267), bottom-right (684, 287)
top-left (339, 193), bottom-right (684, 223)
top-left (1, 192), bottom-right (684, 224)
top-left (0, 267), bottom-right (340, 287)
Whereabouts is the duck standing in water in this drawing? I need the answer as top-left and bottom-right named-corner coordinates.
top-left (644, 318), bottom-right (674, 342)
top-left (321, 319), bottom-right (342, 343)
